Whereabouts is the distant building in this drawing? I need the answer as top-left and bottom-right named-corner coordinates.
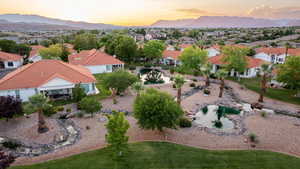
top-left (0, 51), bottom-right (23, 69)
top-left (255, 47), bottom-right (300, 64)
top-left (0, 60), bottom-right (97, 101)
top-left (28, 45), bottom-right (45, 62)
top-left (68, 49), bottom-right (124, 74)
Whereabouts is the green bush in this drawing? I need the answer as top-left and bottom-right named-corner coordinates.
top-left (213, 120), bottom-right (223, 128)
top-left (202, 106), bottom-right (208, 114)
top-left (172, 84), bottom-right (176, 88)
top-left (179, 117), bottom-right (192, 128)
top-left (260, 111), bottom-right (267, 118)
top-left (3, 141), bottom-right (20, 150)
top-left (192, 78), bottom-right (198, 82)
top-left (57, 106), bottom-right (64, 112)
top-left (144, 63), bottom-right (152, 68)
top-left (129, 65), bottom-right (136, 70)
top-left (170, 68), bottom-right (175, 74)
top-left (76, 112), bottom-right (84, 118)
top-left (190, 83), bottom-right (196, 87)
top-left (204, 89), bottom-right (210, 95)
top-left (249, 133), bottom-right (258, 143)
top-left (42, 104), bottom-right (57, 117)
top-left (66, 108), bottom-right (72, 113)
top-left (218, 106), bottom-right (240, 115)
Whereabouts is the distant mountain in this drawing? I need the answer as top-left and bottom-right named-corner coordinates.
top-left (0, 14), bottom-right (122, 31)
top-left (151, 16), bottom-right (300, 28)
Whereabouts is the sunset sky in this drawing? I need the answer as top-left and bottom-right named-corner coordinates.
top-left (0, 0), bottom-right (299, 26)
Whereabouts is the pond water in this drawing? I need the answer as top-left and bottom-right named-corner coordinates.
top-left (139, 68), bottom-right (172, 85)
top-left (194, 105), bottom-right (240, 131)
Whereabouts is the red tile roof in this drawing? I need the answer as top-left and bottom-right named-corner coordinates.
top-left (208, 55), bottom-right (266, 68)
top-left (68, 49), bottom-right (123, 66)
top-left (162, 50), bottom-right (182, 60)
top-left (29, 45), bottom-right (45, 58)
top-left (0, 60), bottom-right (96, 90)
top-left (210, 44), bottom-right (248, 50)
top-left (256, 47), bottom-right (300, 56)
top-left (0, 51), bottom-right (23, 61)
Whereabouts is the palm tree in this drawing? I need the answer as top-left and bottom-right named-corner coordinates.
top-left (132, 82), bottom-right (144, 97)
top-left (25, 94), bottom-right (51, 133)
top-left (285, 42), bottom-right (292, 58)
top-left (200, 63), bottom-right (211, 87)
top-left (257, 64), bottom-right (273, 102)
top-left (174, 75), bottom-right (185, 105)
top-left (216, 69), bottom-right (228, 98)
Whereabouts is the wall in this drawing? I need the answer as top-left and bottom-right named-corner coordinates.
top-left (4, 60), bottom-right (23, 69)
top-left (0, 88), bottom-right (36, 102)
top-left (85, 65), bottom-right (111, 74)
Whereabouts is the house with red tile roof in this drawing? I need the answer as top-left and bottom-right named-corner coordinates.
top-left (254, 47), bottom-right (300, 64)
top-left (0, 60), bottom-right (97, 101)
top-left (209, 55), bottom-right (266, 78)
top-left (161, 50), bottom-right (182, 66)
top-left (28, 45), bottom-right (45, 62)
top-left (0, 51), bottom-right (23, 69)
top-left (68, 49), bottom-right (124, 74)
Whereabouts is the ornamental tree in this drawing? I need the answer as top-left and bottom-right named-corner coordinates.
top-left (0, 96), bottom-right (22, 121)
top-left (105, 111), bottom-right (130, 157)
top-left (178, 46), bottom-right (208, 72)
top-left (174, 74), bottom-right (185, 105)
top-left (277, 55), bottom-right (300, 97)
top-left (79, 97), bottom-right (102, 117)
top-left (133, 88), bottom-right (184, 132)
top-left (143, 40), bottom-right (165, 62)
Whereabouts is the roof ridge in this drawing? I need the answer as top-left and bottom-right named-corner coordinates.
top-left (84, 49), bottom-right (98, 65)
top-left (56, 60), bottom-right (95, 81)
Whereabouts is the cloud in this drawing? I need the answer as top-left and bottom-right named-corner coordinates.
top-left (175, 8), bottom-right (223, 17)
top-left (247, 5), bottom-right (300, 19)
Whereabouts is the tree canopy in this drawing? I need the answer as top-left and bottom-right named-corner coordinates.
top-left (0, 39), bottom-right (31, 56)
top-left (143, 40), bottom-right (165, 61)
top-left (114, 36), bottom-right (138, 63)
top-left (133, 88), bottom-right (184, 131)
top-left (221, 46), bottom-right (249, 73)
top-left (277, 55), bottom-right (300, 91)
top-left (80, 97), bottom-right (102, 116)
top-left (178, 46), bottom-right (208, 71)
top-left (73, 33), bottom-right (99, 51)
top-left (102, 70), bottom-right (139, 94)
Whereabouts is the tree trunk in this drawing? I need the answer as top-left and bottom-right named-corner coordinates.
top-left (205, 76), bottom-right (210, 87)
top-left (38, 109), bottom-right (49, 133)
top-left (258, 75), bottom-right (266, 103)
top-left (177, 88), bottom-right (181, 105)
top-left (111, 88), bottom-right (117, 103)
top-left (219, 79), bottom-right (224, 98)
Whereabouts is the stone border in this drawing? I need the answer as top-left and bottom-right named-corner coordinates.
top-left (0, 118), bottom-right (81, 157)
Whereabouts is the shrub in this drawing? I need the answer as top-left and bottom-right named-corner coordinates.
top-left (113, 98), bottom-right (118, 104)
top-left (42, 104), bottom-right (57, 117)
top-left (129, 65), bottom-right (136, 71)
top-left (172, 84), bottom-right (176, 88)
top-left (2, 141), bottom-right (20, 150)
top-left (260, 111), bottom-right (267, 118)
top-left (76, 112), bottom-right (84, 118)
top-left (248, 133), bottom-right (258, 143)
top-left (170, 77), bottom-right (174, 81)
top-left (190, 83), bottom-right (196, 87)
top-left (57, 106), bottom-right (64, 112)
top-left (213, 120), bottom-right (223, 128)
top-left (170, 68), bottom-right (175, 74)
top-left (202, 106), bottom-right (208, 114)
top-left (204, 89), bottom-right (211, 95)
top-left (193, 70), bottom-right (200, 76)
top-left (66, 108), bottom-right (72, 113)
top-left (144, 63), bottom-right (152, 68)
top-left (179, 117), bottom-right (192, 128)
top-left (161, 65), bottom-right (170, 70)
top-left (192, 78), bottom-right (197, 82)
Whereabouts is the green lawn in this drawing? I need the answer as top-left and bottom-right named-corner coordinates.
top-left (228, 77), bottom-right (300, 105)
top-left (11, 142), bottom-right (300, 169)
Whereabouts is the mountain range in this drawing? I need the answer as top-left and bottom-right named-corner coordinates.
top-left (0, 14), bottom-right (300, 31)
top-left (0, 14), bottom-right (122, 31)
top-left (151, 16), bottom-right (300, 28)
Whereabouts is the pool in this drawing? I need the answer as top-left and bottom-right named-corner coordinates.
top-left (194, 105), bottom-right (241, 131)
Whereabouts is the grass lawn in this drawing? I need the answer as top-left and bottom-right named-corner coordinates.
top-left (228, 77), bottom-right (300, 105)
top-left (11, 142), bottom-right (300, 169)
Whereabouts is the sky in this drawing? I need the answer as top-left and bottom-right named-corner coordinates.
top-left (0, 0), bottom-right (300, 26)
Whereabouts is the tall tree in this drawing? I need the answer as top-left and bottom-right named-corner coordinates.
top-left (277, 55), bottom-right (300, 97)
top-left (0, 96), bottom-right (22, 121)
top-left (216, 69), bottom-right (228, 98)
top-left (284, 42), bottom-right (292, 57)
top-left (257, 64), bottom-right (273, 102)
top-left (38, 44), bottom-right (62, 60)
top-left (115, 36), bottom-right (137, 63)
top-left (178, 46), bottom-right (208, 72)
top-left (105, 111), bottom-right (129, 157)
top-left (24, 94), bottom-right (51, 133)
top-left (200, 63), bottom-right (212, 87)
top-left (133, 88), bottom-right (184, 132)
top-left (143, 40), bottom-right (165, 62)
top-left (221, 46), bottom-right (248, 80)
top-left (174, 74), bottom-right (185, 105)
top-left (73, 33), bottom-right (99, 51)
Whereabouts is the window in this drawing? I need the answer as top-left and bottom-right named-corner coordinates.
top-left (106, 65), bottom-right (112, 71)
top-left (7, 62), bottom-right (14, 67)
top-left (15, 90), bottom-right (20, 99)
top-left (80, 84), bottom-right (90, 93)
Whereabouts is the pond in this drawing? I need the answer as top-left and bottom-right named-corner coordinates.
top-left (139, 68), bottom-right (172, 85)
top-left (194, 105), bottom-right (241, 131)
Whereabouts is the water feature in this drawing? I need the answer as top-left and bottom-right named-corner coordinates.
top-left (194, 105), bottom-right (241, 131)
top-left (139, 68), bottom-right (171, 85)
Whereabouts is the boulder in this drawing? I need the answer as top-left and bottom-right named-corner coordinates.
top-left (53, 133), bottom-right (67, 143)
top-left (251, 103), bottom-right (263, 110)
top-left (242, 104), bottom-right (252, 112)
top-left (261, 108), bottom-right (275, 114)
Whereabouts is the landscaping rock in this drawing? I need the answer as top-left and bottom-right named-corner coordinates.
top-left (251, 103), bottom-right (263, 110)
top-left (261, 108), bottom-right (275, 114)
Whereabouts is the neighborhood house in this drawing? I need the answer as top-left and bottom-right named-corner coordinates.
top-left (0, 60), bottom-right (97, 102)
top-left (0, 51), bottom-right (23, 69)
top-left (68, 49), bottom-right (124, 74)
